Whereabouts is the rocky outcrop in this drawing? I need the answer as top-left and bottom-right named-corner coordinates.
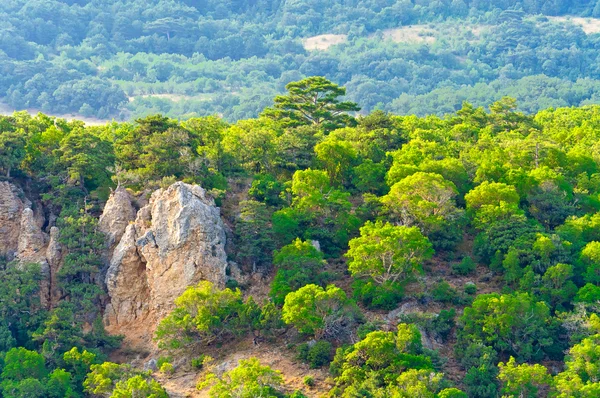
top-left (17, 208), bottom-right (47, 264)
top-left (0, 182), bottom-right (64, 307)
top-left (99, 187), bottom-right (137, 251)
top-left (0, 181), bottom-right (28, 259)
top-left (103, 182), bottom-right (228, 331)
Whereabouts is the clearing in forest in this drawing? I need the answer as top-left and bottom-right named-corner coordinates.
top-left (377, 25), bottom-right (437, 43)
top-left (303, 34), bottom-right (348, 50)
top-left (548, 16), bottom-right (600, 34)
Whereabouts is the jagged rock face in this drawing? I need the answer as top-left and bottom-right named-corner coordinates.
top-left (0, 182), bottom-right (63, 307)
top-left (104, 182), bottom-right (228, 330)
top-left (99, 187), bottom-right (137, 250)
top-left (18, 208), bottom-right (47, 264)
top-left (0, 181), bottom-right (28, 259)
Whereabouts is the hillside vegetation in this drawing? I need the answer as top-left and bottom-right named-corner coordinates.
top-left (5, 1), bottom-right (600, 121)
top-left (1, 77), bottom-right (600, 396)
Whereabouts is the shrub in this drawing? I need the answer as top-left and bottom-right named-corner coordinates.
top-left (452, 256), bottom-right (477, 275)
top-left (464, 282), bottom-right (477, 295)
top-left (431, 280), bottom-right (458, 303)
top-left (303, 376), bottom-right (315, 387)
top-left (575, 283), bottom-right (600, 303)
top-left (297, 340), bottom-right (333, 368)
top-left (191, 355), bottom-right (209, 370)
top-left (352, 278), bottom-right (403, 310)
top-left (431, 309), bottom-right (456, 342)
top-left (156, 356), bottom-right (172, 369)
top-left (158, 362), bottom-right (173, 375)
top-left (282, 284), bottom-right (361, 341)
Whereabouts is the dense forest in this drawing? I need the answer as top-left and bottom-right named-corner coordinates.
top-left (1, 76), bottom-right (600, 396)
top-left (5, 1), bottom-right (600, 120)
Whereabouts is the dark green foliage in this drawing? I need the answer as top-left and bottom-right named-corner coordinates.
top-left (473, 215), bottom-right (542, 265)
top-left (269, 239), bottom-right (328, 306)
top-left (431, 309), bottom-right (456, 343)
top-left (464, 282), bottom-right (477, 295)
top-left (296, 340), bottom-right (333, 369)
top-left (235, 200), bottom-right (275, 273)
top-left (431, 281), bottom-right (459, 304)
top-left (0, 262), bottom-right (45, 350)
top-left (456, 293), bottom-right (559, 364)
top-left (248, 174), bottom-right (284, 206)
top-left (191, 355), bottom-right (209, 370)
top-left (262, 77), bottom-right (360, 132)
top-left (452, 256), bottom-right (477, 276)
top-left (56, 206), bottom-right (106, 321)
top-left (351, 278), bottom-right (403, 310)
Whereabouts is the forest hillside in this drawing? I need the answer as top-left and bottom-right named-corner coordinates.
top-left (1, 76), bottom-right (600, 396)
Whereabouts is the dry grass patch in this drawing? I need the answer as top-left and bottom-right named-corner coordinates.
top-left (303, 34), bottom-right (348, 51)
top-left (548, 16), bottom-right (600, 34)
top-left (377, 25), bottom-right (436, 44)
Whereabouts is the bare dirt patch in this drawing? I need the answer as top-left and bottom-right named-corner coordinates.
top-left (155, 336), bottom-right (331, 398)
top-left (548, 16), bottom-right (600, 34)
top-left (303, 34), bottom-right (348, 51)
top-left (376, 25), bottom-right (437, 44)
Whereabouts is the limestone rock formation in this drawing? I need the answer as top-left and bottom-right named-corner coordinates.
top-left (99, 187), bottom-right (137, 250)
top-left (17, 208), bottom-right (47, 264)
top-left (103, 182), bottom-right (228, 330)
top-left (0, 181), bottom-right (28, 259)
top-left (0, 182), bottom-right (64, 307)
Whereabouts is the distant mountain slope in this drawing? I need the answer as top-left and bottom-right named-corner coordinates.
top-left (2, 1), bottom-right (600, 120)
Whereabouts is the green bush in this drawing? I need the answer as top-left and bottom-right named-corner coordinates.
top-left (431, 281), bottom-right (458, 303)
top-left (452, 256), bottom-right (477, 275)
top-left (159, 362), bottom-right (173, 375)
top-left (225, 279), bottom-right (239, 290)
top-left (297, 340), bottom-right (333, 368)
top-left (431, 309), bottom-right (456, 342)
top-left (464, 282), bottom-right (477, 295)
top-left (156, 356), bottom-right (172, 368)
top-left (352, 279), bottom-right (403, 310)
top-left (303, 376), bottom-right (315, 387)
top-left (575, 283), bottom-right (600, 303)
top-left (191, 355), bottom-right (208, 370)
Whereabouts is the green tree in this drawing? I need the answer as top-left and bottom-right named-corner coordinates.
top-left (0, 127), bottom-right (26, 177)
top-left (382, 172), bottom-right (464, 248)
top-left (235, 200), bottom-right (274, 273)
top-left (56, 205), bottom-right (106, 319)
top-left (329, 324), bottom-right (433, 396)
top-left (553, 334), bottom-right (600, 397)
top-left (465, 182), bottom-right (520, 216)
top-left (314, 138), bottom-right (357, 186)
top-left (497, 357), bottom-right (551, 398)
top-left (111, 375), bottom-right (168, 398)
top-left (46, 369), bottom-right (77, 398)
top-left (56, 128), bottom-right (114, 190)
top-left (346, 221), bottom-right (433, 285)
top-left (199, 358), bottom-right (284, 398)
top-left (270, 239), bottom-right (328, 306)
top-left (154, 281), bottom-right (247, 350)
top-left (282, 284), bottom-right (359, 340)
top-left (262, 77), bottom-right (360, 132)
top-left (456, 293), bottom-right (556, 363)
top-left (582, 241), bottom-right (600, 284)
